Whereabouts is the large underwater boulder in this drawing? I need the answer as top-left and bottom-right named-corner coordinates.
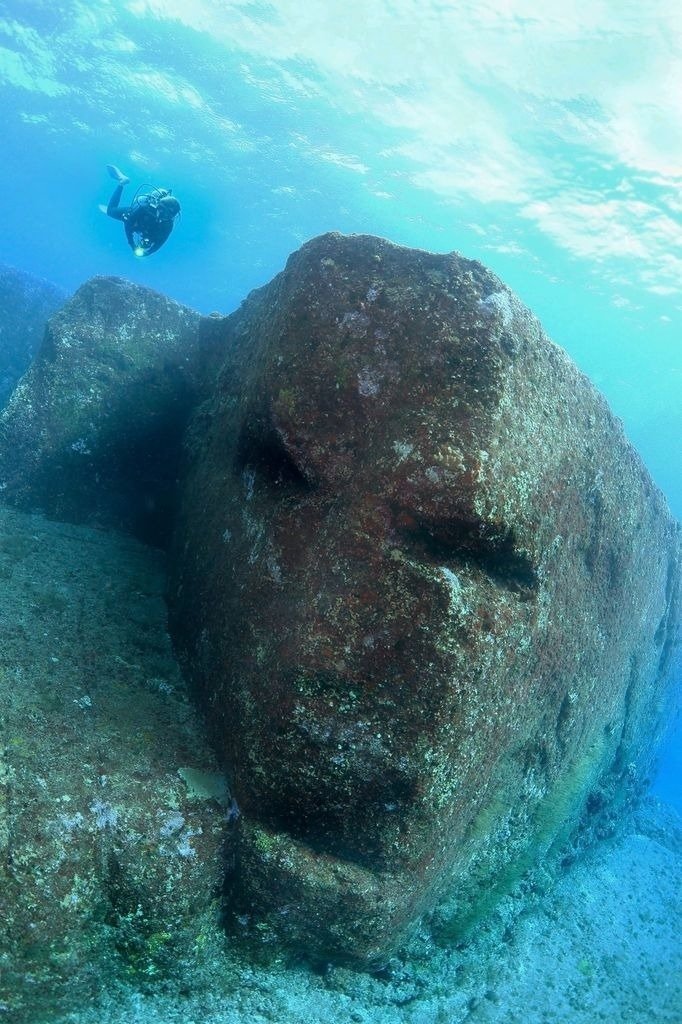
top-left (0, 263), bottom-right (67, 409)
top-left (0, 506), bottom-right (228, 1023)
top-left (0, 277), bottom-right (222, 547)
top-left (168, 232), bottom-right (681, 966)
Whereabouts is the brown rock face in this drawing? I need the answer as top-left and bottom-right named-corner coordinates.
top-left (169, 233), bottom-right (680, 965)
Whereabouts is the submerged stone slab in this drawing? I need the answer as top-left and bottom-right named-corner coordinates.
top-left (0, 507), bottom-right (228, 1023)
top-left (0, 276), bottom-right (213, 546)
top-left (0, 263), bottom-right (67, 409)
top-left (168, 232), bottom-right (681, 965)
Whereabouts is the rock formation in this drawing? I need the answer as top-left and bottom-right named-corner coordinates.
top-left (1, 237), bottom-right (679, 971)
top-left (0, 506), bottom-right (227, 1023)
top-left (0, 276), bottom-right (221, 546)
top-left (0, 263), bottom-right (67, 409)
top-left (167, 232), bottom-right (681, 965)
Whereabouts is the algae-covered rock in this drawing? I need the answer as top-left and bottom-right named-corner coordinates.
top-left (0, 506), bottom-right (229, 1023)
top-left (0, 276), bottom-right (211, 546)
top-left (0, 263), bottom-right (67, 409)
top-left (168, 232), bottom-right (681, 965)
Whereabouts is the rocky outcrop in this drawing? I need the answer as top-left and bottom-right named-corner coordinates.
top-left (0, 277), bottom-right (222, 546)
top-left (1, 236), bottom-right (679, 971)
top-left (0, 263), bottom-right (67, 409)
top-left (0, 506), bottom-right (228, 1023)
top-left (168, 233), bottom-right (681, 966)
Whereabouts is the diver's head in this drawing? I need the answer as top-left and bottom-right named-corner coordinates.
top-left (158, 195), bottom-right (181, 219)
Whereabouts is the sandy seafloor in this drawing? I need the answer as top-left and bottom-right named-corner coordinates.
top-left (53, 815), bottom-right (682, 1024)
top-left (55, 815), bottom-right (682, 1024)
top-left (1, 506), bottom-right (680, 1024)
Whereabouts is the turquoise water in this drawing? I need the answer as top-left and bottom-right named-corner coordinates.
top-left (2, 3), bottom-right (679, 503)
top-left (0, 4), bottom-right (680, 1017)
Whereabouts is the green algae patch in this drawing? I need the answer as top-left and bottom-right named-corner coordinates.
top-left (178, 766), bottom-right (229, 804)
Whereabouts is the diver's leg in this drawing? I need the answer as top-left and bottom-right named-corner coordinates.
top-left (106, 185), bottom-right (127, 219)
top-left (107, 164), bottom-right (130, 185)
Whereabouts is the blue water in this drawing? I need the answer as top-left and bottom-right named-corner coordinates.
top-left (0, 3), bottom-right (679, 800)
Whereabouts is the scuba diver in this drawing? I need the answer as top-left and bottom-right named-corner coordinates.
top-left (105, 165), bottom-right (181, 257)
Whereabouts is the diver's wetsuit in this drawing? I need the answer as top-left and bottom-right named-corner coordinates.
top-left (107, 184), bottom-right (174, 256)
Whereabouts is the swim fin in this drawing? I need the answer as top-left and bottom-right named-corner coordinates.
top-left (107, 164), bottom-right (130, 185)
